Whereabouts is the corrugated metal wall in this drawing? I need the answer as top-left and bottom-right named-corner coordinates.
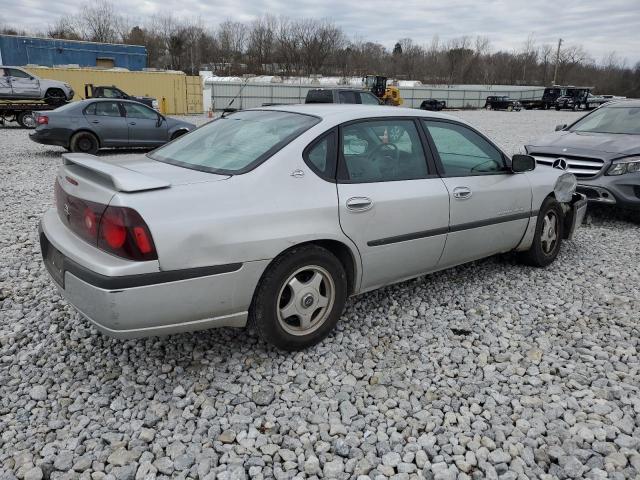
top-left (208, 82), bottom-right (546, 110)
top-left (185, 76), bottom-right (203, 114)
top-left (23, 67), bottom-right (202, 115)
top-left (0, 35), bottom-right (147, 71)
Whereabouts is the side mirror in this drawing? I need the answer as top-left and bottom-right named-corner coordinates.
top-left (511, 154), bottom-right (536, 173)
top-left (555, 124), bottom-right (567, 131)
top-left (156, 114), bottom-right (164, 127)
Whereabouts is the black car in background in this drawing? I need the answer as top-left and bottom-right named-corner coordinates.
top-left (525, 100), bottom-right (640, 210)
top-left (84, 84), bottom-right (159, 110)
top-left (419, 99), bottom-right (446, 111)
top-left (305, 88), bottom-right (382, 105)
top-left (484, 96), bottom-right (522, 111)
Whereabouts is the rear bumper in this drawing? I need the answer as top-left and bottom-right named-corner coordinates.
top-left (39, 210), bottom-right (269, 338)
top-left (29, 129), bottom-right (68, 148)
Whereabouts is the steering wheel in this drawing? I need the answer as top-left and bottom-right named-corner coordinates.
top-left (368, 143), bottom-right (399, 178)
top-left (470, 159), bottom-right (502, 173)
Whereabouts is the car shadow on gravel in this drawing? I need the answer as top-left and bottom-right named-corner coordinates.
top-left (585, 204), bottom-right (640, 226)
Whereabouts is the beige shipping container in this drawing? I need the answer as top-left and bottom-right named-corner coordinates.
top-left (23, 66), bottom-right (203, 115)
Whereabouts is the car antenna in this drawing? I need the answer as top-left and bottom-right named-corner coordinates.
top-left (221, 77), bottom-right (251, 118)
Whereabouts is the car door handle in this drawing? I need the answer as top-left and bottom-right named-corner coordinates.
top-left (129, 122), bottom-right (136, 125)
top-left (91, 120), bottom-right (100, 124)
top-left (453, 187), bottom-right (472, 200)
top-left (346, 197), bottom-right (373, 211)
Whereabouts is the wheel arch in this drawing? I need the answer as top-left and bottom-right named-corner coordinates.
top-left (170, 128), bottom-right (190, 140)
top-left (259, 239), bottom-right (361, 297)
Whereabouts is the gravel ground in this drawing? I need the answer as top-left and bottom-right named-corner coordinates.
top-left (1, 109), bottom-right (639, 480)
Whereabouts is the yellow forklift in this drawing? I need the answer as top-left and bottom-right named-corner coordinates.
top-left (363, 75), bottom-right (403, 106)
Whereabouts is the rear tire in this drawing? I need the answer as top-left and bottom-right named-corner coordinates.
top-left (70, 131), bottom-right (99, 154)
top-left (249, 245), bottom-right (347, 351)
top-left (17, 111), bottom-right (36, 129)
top-left (518, 197), bottom-right (564, 267)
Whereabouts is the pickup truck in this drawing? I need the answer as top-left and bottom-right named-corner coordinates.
top-left (0, 66), bottom-right (74, 105)
top-left (519, 86), bottom-right (566, 110)
top-left (84, 84), bottom-right (158, 110)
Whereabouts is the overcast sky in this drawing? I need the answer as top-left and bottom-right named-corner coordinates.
top-left (2, 0), bottom-right (639, 65)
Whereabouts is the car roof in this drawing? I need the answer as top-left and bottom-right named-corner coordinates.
top-left (255, 104), bottom-right (461, 124)
top-left (77, 98), bottom-right (149, 105)
top-left (602, 99), bottom-right (640, 108)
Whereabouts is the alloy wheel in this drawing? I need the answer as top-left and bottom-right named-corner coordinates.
top-left (541, 211), bottom-right (559, 254)
top-left (276, 265), bottom-right (335, 336)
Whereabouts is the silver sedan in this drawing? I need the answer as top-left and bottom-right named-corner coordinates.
top-left (39, 105), bottom-right (586, 350)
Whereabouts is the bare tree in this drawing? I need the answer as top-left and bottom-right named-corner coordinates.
top-left (76, 0), bottom-right (124, 43)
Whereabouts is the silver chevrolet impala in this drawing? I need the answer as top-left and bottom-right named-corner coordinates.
top-left (39, 105), bottom-right (586, 350)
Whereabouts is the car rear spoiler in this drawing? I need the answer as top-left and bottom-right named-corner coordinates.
top-left (62, 153), bottom-right (170, 193)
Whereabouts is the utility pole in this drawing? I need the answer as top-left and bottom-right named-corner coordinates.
top-left (552, 38), bottom-right (563, 86)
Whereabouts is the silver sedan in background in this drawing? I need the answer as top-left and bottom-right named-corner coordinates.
top-left (39, 105), bottom-right (586, 350)
top-left (29, 98), bottom-right (195, 154)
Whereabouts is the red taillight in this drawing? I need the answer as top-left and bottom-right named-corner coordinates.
top-left (133, 226), bottom-right (153, 254)
top-left (97, 206), bottom-right (157, 261)
top-left (55, 179), bottom-right (157, 261)
top-left (37, 115), bottom-right (48, 125)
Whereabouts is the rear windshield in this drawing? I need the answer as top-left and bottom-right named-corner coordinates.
top-left (570, 106), bottom-right (640, 134)
top-left (148, 110), bottom-right (320, 174)
top-left (306, 90), bottom-right (334, 103)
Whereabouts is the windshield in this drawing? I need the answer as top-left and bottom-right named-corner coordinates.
top-left (148, 110), bottom-right (320, 174)
top-left (570, 106), bottom-right (640, 134)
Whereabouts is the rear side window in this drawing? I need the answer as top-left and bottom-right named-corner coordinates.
top-left (149, 110), bottom-right (320, 174)
top-left (306, 90), bottom-right (333, 103)
top-left (102, 88), bottom-right (123, 98)
top-left (85, 102), bottom-right (121, 117)
top-left (304, 131), bottom-right (337, 181)
top-left (338, 91), bottom-right (358, 104)
top-left (338, 119), bottom-right (429, 183)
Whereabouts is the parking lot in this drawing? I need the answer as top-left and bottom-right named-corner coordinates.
top-left (1, 109), bottom-right (639, 480)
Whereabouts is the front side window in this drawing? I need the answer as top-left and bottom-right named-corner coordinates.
top-left (423, 120), bottom-right (505, 176)
top-left (123, 103), bottom-right (157, 120)
top-left (8, 68), bottom-right (31, 79)
top-left (149, 110), bottom-right (320, 174)
top-left (338, 119), bottom-right (429, 182)
top-left (360, 93), bottom-right (380, 105)
top-left (570, 106), bottom-right (640, 135)
top-left (87, 101), bottom-right (122, 117)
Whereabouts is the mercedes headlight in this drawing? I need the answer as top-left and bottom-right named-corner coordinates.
top-left (606, 156), bottom-right (640, 176)
top-left (554, 172), bottom-right (577, 202)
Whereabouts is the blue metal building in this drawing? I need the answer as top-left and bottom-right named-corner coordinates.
top-left (0, 35), bottom-right (147, 70)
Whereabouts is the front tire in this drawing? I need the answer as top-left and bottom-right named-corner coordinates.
top-left (44, 89), bottom-right (67, 106)
top-left (518, 197), bottom-right (564, 267)
top-left (249, 245), bottom-right (347, 351)
top-left (70, 131), bottom-right (99, 154)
